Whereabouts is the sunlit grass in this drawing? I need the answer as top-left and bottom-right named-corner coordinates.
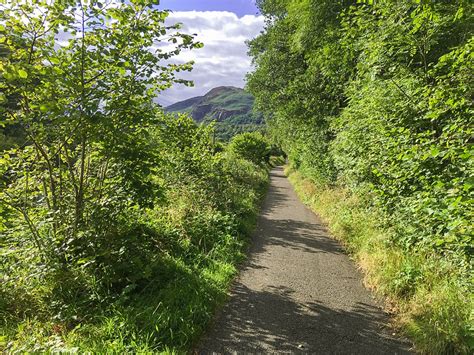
top-left (287, 167), bottom-right (473, 354)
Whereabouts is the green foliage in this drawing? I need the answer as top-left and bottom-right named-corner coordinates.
top-left (0, 0), bottom-right (200, 264)
top-left (0, 1), bottom-right (271, 352)
top-left (250, 0), bottom-right (473, 352)
top-left (228, 132), bottom-right (271, 166)
top-left (86, 136), bottom-right (268, 352)
top-left (288, 169), bottom-right (473, 355)
top-left (1, 113), bottom-right (269, 352)
top-left (331, 4), bottom-right (473, 255)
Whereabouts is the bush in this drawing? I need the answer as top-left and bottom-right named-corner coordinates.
top-left (227, 132), bottom-right (271, 166)
top-left (0, 2), bottom-right (271, 352)
top-left (0, 112), bottom-right (269, 352)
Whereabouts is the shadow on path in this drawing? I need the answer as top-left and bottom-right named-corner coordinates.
top-left (201, 283), bottom-right (410, 354)
top-left (197, 167), bottom-right (412, 354)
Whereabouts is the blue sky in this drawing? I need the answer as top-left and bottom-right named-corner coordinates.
top-left (156, 1), bottom-right (263, 105)
top-left (159, 0), bottom-right (260, 17)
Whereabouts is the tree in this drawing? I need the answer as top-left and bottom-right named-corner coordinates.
top-left (0, 0), bottom-right (201, 263)
top-left (228, 132), bottom-right (271, 166)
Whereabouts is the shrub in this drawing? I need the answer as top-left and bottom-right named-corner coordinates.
top-left (227, 132), bottom-right (271, 166)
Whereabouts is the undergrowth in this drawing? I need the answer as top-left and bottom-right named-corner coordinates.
top-left (0, 139), bottom-right (270, 353)
top-left (287, 168), bottom-right (473, 354)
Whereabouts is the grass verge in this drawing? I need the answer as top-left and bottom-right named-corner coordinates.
top-left (286, 167), bottom-right (473, 354)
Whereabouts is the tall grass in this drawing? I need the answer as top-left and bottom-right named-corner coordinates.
top-left (287, 168), bottom-right (473, 354)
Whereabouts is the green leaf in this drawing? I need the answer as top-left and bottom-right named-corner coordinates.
top-left (18, 69), bottom-right (28, 78)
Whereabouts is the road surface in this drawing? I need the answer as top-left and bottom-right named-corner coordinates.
top-left (198, 167), bottom-right (412, 354)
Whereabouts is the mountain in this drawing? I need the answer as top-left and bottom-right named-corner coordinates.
top-left (165, 86), bottom-right (264, 141)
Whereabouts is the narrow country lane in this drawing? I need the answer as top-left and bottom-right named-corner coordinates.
top-left (198, 167), bottom-right (412, 354)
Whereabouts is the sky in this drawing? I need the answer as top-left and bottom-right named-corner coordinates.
top-left (156, 1), bottom-right (264, 106)
top-left (159, 0), bottom-right (260, 18)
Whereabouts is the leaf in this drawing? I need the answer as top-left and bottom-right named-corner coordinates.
top-left (18, 69), bottom-right (28, 78)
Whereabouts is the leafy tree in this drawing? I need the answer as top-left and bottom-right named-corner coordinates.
top-left (249, 0), bottom-right (472, 256)
top-left (0, 0), bottom-right (201, 271)
top-left (0, 2), bottom-right (272, 352)
top-left (228, 132), bottom-right (271, 166)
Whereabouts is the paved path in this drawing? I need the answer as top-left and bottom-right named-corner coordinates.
top-left (198, 167), bottom-right (412, 354)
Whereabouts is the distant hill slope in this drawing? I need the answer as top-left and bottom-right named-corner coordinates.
top-left (165, 86), bottom-right (264, 141)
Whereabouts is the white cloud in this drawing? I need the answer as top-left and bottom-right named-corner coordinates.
top-left (157, 11), bottom-right (264, 106)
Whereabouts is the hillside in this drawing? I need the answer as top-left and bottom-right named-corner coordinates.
top-left (166, 86), bottom-right (264, 141)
